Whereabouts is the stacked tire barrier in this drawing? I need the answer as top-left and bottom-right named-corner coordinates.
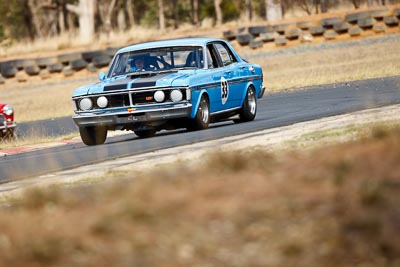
top-left (0, 46), bottom-right (120, 84)
top-left (224, 6), bottom-right (400, 49)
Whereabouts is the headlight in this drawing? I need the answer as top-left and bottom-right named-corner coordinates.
top-left (154, 90), bottom-right (165, 103)
top-left (79, 98), bottom-right (93, 111)
top-left (170, 90), bottom-right (183, 102)
top-left (97, 96), bottom-right (108, 108)
top-left (3, 104), bottom-right (13, 116)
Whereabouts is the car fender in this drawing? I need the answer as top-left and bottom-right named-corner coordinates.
top-left (190, 89), bottom-right (209, 119)
top-left (238, 81), bottom-right (256, 107)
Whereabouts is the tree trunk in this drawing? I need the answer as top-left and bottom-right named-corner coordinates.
top-left (214, 0), bottom-right (223, 26)
top-left (158, 0), bottom-right (165, 30)
top-left (245, 0), bottom-right (253, 22)
top-left (67, 0), bottom-right (96, 44)
top-left (320, 0), bottom-right (328, 13)
top-left (127, 0), bottom-right (135, 27)
top-left (191, 0), bottom-right (199, 27)
top-left (266, 0), bottom-right (282, 21)
top-left (351, 0), bottom-right (361, 9)
top-left (172, 0), bottom-right (179, 29)
top-left (27, 0), bottom-right (44, 38)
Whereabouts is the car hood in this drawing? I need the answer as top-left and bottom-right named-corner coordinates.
top-left (73, 71), bottom-right (196, 96)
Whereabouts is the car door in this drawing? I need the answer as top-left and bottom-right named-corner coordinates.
top-left (212, 42), bottom-right (244, 110)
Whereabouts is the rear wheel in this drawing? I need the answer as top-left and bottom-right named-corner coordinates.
top-left (79, 126), bottom-right (107, 146)
top-left (187, 95), bottom-right (210, 131)
top-left (237, 87), bottom-right (257, 122)
top-left (134, 129), bottom-right (156, 138)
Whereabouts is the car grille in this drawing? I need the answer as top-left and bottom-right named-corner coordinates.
top-left (0, 114), bottom-right (5, 124)
top-left (74, 87), bottom-right (188, 111)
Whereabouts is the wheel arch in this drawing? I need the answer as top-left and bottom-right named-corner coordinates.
top-left (190, 90), bottom-right (209, 119)
top-left (239, 82), bottom-right (256, 107)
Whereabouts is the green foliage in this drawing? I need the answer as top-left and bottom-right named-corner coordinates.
top-left (221, 0), bottom-right (240, 22)
top-left (0, 0), bottom-right (38, 41)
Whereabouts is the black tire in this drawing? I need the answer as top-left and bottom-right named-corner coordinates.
top-left (272, 23), bottom-right (290, 34)
top-left (309, 26), bottom-right (325, 36)
top-left (296, 21), bottom-right (314, 30)
top-left (79, 126), bottom-right (107, 146)
top-left (24, 65), bottom-right (40, 76)
top-left (70, 59), bottom-right (88, 71)
top-left (48, 63), bottom-right (64, 73)
top-left (238, 87), bottom-right (257, 122)
top-left (324, 29), bottom-right (337, 40)
top-left (358, 17), bottom-right (376, 29)
top-left (370, 8), bottom-right (390, 19)
top-left (320, 17), bottom-right (343, 28)
top-left (1, 64), bottom-right (17, 78)
top-left (20, 59), bottom-right (37, 68)
top-left (187, 95), bottom-right (209, 131)
top-left (134, 129), bottom-right (156, 138)
top-left (223, 30), bottom-right (236, 40)
top-left (248, 26), bottom-right (270, 36)
top-left (36, 57), bottom-right (58, 68)
top-left (395, 8), bottom-right (400, 18)
top-left (345, 11), bottom-right (371, 24)
top-left (58, 52), bottom-right (82, 64)
top-left (349, 25), bottom-right (362, 36)
top-left (105, 47), bottom-right (120, 57)
top-left (237, 34), bottom-right (252, 46)
top-left (383, 16), bottom-right (399, 26)
top-left (92, 56), bottom-right (111, 68)
top-left (285, 28), bottom-right (302, 40)
top-left (274, 36), bottom-right (288, 46)
top-left (249, 39), bottom-right (263, 49)
top-left (82, 50), bottom-right (106, 62)
top-left (333, 22), bottom-right (351, 33)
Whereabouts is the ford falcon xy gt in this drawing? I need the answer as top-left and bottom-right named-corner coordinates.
top-left (0, 102), bottom-right (16, 139)
top-left (72, 38), bottom-right (264, 146)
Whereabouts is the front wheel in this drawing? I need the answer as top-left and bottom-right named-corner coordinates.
top-left (187, 95), bottom-right (210, 131)
top-left (79, 126), bottom-right (107, 146)
top-left (237, 87), bottom-right (257, 122)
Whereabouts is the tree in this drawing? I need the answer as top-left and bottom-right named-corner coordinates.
top-left (67, 0), bottom-right (96, 44)
top-left (126, 0), bottom-right (135, 27)
top-left (214, 0), bottom-right (223, 25)
top-left (245, 0), bottom-right (253, 22)
top-left (158, 0), bottom-right (165, 30)
top-left (266, 0), bottom-right (283, 21)
top-left (191, 0), bottom-right (199, 26)
top-left (97, 0), bottom-right (117, 35)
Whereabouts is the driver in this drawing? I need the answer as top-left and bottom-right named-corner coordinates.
top-left (126, 57), bottom-right (146, 73)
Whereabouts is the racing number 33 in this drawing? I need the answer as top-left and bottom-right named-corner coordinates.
top-left (221, 77), bottom-right (229, 105)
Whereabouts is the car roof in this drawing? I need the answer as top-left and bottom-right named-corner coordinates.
top-left (118, 37), bottom-right (224, 53)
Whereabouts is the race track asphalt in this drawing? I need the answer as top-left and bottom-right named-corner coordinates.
top-left (2, 75), bottom-right (400, 182)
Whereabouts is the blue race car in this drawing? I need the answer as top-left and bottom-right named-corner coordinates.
top-left (72, 37), bottom-right (264, 145)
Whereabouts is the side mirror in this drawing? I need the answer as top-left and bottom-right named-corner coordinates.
top-left (98, 72), bottom-right (106, 81)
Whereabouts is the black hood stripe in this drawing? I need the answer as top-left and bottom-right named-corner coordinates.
top-left (104, 78), bottom-right (131, 91)
top-left (104, 73), bottom-right (175, 91)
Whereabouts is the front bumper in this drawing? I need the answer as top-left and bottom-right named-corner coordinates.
top-left (0, 121), bottom-right (16, 133)
top-left (73, 104), bottom-right (192, 128)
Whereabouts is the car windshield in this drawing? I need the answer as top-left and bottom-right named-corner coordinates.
top-left (108, 46), bottom-right (204, 78)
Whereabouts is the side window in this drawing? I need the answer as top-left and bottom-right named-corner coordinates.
top-left (206, 45), bottom-right (219, 69)
top-left (214, 43), bottom-right (236, 66)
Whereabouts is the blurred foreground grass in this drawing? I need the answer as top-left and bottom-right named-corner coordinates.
top-left (0, 124), bottom-right (399, 267)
